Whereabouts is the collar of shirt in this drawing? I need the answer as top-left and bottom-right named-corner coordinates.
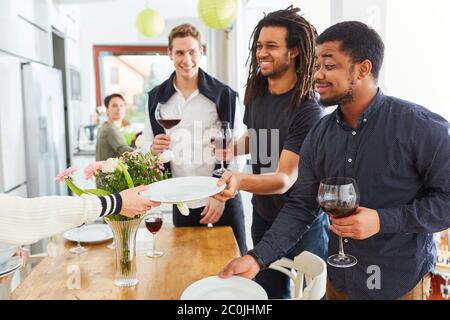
top-left (335, 88), bottom-right (385, 130)
top-left (173, 80), bottom-right (200, 103)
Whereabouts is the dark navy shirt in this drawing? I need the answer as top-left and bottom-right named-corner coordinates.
top-left (252, 89), bottom-right (450, 299)
top-left (243, 91), bottom-right (323, 222)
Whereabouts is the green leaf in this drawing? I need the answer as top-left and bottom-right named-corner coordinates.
top-left (118, 161), bottom-right (134, 188)
top-left (84, 188), bottom-right (111, 196)
top-left (65, 178), bottom-right (86, 196)
top-left (121, 129), bottom-right (135, 146)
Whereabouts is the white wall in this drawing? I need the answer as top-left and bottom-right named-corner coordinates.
top-left (385, 0), bottom-right (450, 120)
top-left (330, 0), bottom-right (449, 121)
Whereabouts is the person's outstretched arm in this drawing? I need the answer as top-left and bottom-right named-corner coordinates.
top-left (214, 149), bottom-right (299, 201)
top-left (0, 185), bottom-right (159, 245)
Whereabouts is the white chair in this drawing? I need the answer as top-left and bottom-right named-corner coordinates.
top-left (20, 252), bottom-right (47, 280)
top-left (268, 250), bottom-right (327, 300)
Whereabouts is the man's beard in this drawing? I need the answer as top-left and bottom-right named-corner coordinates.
top-left (319, 67), bottom-right (356, 107)
top-left (259, 58), bottom-right (290, 78)
top-left (319, 89), bottom-right (354, 107)
top-left (319, 78), bottom-right (356, 107)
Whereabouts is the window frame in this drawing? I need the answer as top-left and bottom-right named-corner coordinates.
top-left (93, 45), bottom-right (168, 107)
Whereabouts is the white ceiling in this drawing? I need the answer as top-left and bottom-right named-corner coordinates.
top-left (58, 0), bottom-right (200, 20)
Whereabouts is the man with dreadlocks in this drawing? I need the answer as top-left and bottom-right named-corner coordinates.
top-left (212, 6), bottom-right (329, 299)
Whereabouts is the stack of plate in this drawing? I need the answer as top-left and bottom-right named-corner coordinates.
top-left (0, 256), bottom-right (21, 278)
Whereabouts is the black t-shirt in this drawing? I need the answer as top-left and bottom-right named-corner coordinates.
top-left (244, 90), bottom-right (323, 222)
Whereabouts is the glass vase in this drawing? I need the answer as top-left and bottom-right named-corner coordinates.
top-left (105, 215), bottom-right (144, 287)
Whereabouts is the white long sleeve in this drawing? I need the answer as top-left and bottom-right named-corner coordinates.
top-left (0, 194), bottom-right (102, 245)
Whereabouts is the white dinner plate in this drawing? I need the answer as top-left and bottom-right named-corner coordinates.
top-left (0, 256), bottom-right (21, 277)
top-left (141, 176), bottom-right (226, 204)
top-left (180, 276), bottom-right (268, 300)
top-left (0, 244), bottom-right (18, 265)
top-left (63, 224), bottom-right (113, 244)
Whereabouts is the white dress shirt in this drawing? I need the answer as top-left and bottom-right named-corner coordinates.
top-left (142, 83), bottom-right (246, 208)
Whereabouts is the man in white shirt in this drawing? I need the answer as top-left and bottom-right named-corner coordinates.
top-left (142, 24), bottom-right (247, 254)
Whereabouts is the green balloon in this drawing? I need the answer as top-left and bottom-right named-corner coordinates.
top-left (198, 0), bottom-right (237, 29)
top-left (136, 8), bottom-right (165, 38)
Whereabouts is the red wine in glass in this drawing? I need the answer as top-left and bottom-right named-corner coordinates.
top-left (212, 121), bottom-right (232, 177)
top-left (214, 137), bottom-right (232, 150)
top-left (155, 102), bottom-right (182, 130)
top-left (145, 217), bottom-right (163, 234)
top-left (317, 177), bottom-right (359, 268)
top-left (157, 119), bottom-right (181, 130)
top-left (145, 214), bottom-right (164, 258)
top-left (319, 200), bottom-right (358, 218)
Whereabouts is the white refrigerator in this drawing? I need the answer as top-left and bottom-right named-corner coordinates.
top-left (22, 62), bottom-right (68, 197)
top-left (0, 54), bottom-right (67, 198)
top-left (0, 53), bottom-right (28, 197)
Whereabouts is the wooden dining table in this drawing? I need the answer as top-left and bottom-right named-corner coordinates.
top-left (8, 225), bottom-right (240, 300)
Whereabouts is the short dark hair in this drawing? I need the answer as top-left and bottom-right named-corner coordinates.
top-left (104, 93), bottom-right (125, 108)
top-left (316, 21), bottom-right (385, 81)
top-left (168, 23), bottom-right (201, 50)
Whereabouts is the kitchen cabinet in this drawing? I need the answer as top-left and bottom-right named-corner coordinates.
top-left (0, 0), bottom-right (52, 65)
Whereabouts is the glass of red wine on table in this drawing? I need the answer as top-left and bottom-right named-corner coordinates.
top-left (317, 177), bottom-right (360, 268)
top-left (145, 212), bottom-right (164, 258)
top-left (210, 121), bottom-right (232, 177)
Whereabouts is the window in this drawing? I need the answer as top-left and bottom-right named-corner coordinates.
top-left (93, 45), bottom-right (208, 132)
top-left (110, 67), bottom-right (119, 84)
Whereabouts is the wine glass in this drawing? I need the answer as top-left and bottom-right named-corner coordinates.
top-left (317, 177), bottom-right (359, 268)
top-left (69, 225), bottom-right (88, 254)
top-left (211, 121), bottom-right (232, 177)
top-left (145, 212), bottom-right (164, 258)
top-left (155, 102), bottom-right (182, 131)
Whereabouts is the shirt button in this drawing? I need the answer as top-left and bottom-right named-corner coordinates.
top-left (348, 158), bottom-right (353, 163)
top-left (352, 131), bottom-right (357, 136)
top-left (344, 239), bottom-right (349, 243)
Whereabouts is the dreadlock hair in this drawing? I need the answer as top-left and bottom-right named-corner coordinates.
top-left (244, 5), bottom-right (317, 108)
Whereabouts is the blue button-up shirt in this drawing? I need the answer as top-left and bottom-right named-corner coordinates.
top-left (252, 89), bottom-right (450, 299)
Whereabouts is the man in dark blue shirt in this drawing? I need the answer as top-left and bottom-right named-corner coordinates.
top-left (218, 21), bottom-right (450, 299)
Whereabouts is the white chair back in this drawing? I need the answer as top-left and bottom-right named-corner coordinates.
top-left (268, 250), bottom-right (327, 300)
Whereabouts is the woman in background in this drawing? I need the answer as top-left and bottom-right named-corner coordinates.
top-left (96, 93), bottom-right (133, 161)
